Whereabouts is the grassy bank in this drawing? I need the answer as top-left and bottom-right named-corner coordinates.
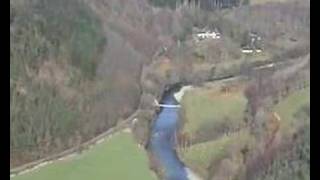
top-left (178, 82), bottom-right (309, 179)
top-left (180, 129), bottom-right (254, 178)
top-left (12, 131), bottom-right (156, 180)
top-left (180, 82), bottom-right (247, 139)
top-left (178, 81), bottom-right (250, 178)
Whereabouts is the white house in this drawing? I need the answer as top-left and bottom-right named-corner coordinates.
top-left (197, 31), bottom-right (221, 40)
top-left (241, 48), bottom-right (262, 54)
top-left (241, 49), bottom-right (254, 54)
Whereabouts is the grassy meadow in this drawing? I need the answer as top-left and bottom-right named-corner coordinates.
top-left (12, 131), bottom-right (156, 180)
top-left (180, 82), bottom-right (247, 136)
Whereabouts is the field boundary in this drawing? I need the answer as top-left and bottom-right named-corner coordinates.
top-left (10, 110), bottom-right (139, 176)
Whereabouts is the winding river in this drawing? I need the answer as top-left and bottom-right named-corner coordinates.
top-left (149, 86), bottom-right (191, 180)
top-left (148, 60), bottom-right (282, 180)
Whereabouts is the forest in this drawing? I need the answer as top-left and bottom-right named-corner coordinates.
top-left (11, 0), bottom-right (309, 179)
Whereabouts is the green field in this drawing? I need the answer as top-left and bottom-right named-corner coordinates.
top-left (180, 129), bottom-right (254, 177)
top-left (179, 84), bottom-right (250, 178)
top-left (181, 85), bottom-right (247, 135)
top-left (12, 132), bottom-right (156, 180)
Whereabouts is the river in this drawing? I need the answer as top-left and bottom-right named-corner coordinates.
top-left (149, 86), bottom-right (197, 180)
top-left (148, 60), bottom-right (284, 180)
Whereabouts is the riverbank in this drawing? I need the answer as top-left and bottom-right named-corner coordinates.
top-left (138, 53), bottom-right (305, 179)
top-left (176, 77), bottom-right (309, 179)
